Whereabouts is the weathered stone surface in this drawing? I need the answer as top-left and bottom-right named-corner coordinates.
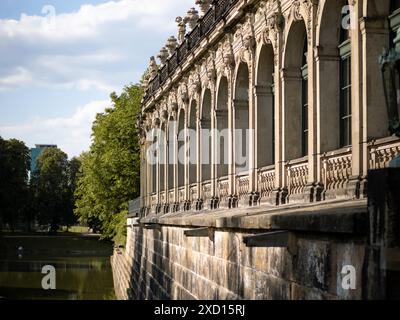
top-left (112, 181), bottom-right (398, 300)
top-left (291, 283), bottom-right (337, 300)
top-left (292, 239), bottom-right (331, 291)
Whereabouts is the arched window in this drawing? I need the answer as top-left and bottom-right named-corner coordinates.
top-left (216, 77), bottom-right (229, 177)
top-left (234, 62), bottom-right (250, 173)
top-left (301, 36), bottom-right (309, 157)
top-left (283, 19), bottom-right (307, 161)
top-left (256, 44), bottom-right (275, 167)
top-left (201, 89), bottom-right (212, 182)
top-left (339, 26), bottom-right (352, 147)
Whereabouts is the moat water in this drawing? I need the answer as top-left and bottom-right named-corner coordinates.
top-left (0, 234), bottom-right (115, 300)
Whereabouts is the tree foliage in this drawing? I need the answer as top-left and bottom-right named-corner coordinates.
top-left (0, 137), bottom-right (30, 230)
top-left (74, 84), bottom-right (143, 242)
top-left (31, 148), bottom-right (79, 232)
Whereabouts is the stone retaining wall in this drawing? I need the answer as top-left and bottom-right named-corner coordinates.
top-left (112, 168), bottom-right (399, 300)
top-left (111, 248), bottom-right (133, 300)
top-left (112, 199), bottom-right (376, 300)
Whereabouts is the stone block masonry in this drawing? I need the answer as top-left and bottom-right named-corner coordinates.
top-left (112, 200), bottom-right (372, 300)
top-left (112, 169), bottom-right (400, 300)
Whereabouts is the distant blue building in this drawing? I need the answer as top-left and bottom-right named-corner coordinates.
top-left (30, 144), bottom-right (57, 173)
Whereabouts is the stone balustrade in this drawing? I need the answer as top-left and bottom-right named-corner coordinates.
top-left (258, 165), bottom-right (275, 200)
top-left (369, 136), bottom-right (400, 169)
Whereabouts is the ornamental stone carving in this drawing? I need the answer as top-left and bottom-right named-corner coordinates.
top-left (202, 52), bottom-right (216, 88)
top-left (256, 1), bottom-right (284, 56)
top-left (178, 80), bottom-right (190, 105)
top-left (188, 69), bottom-right (201, 99)
top-left (235, 13), bottom-right (256, 65)
top-left (175, 17), bottom-right (186, 44)
top-left (166, 36), bottom-right (178, 55)
top-left (195, 0), bottom-right (212, 17)
top-left (157, 47), bottom-right (169, 65)
top-left (168, 91), bottom-right (178, 114)
top-left (161, 108), bottom-right (169, 121)
top-left (184, 8), bottom-right (199, 31)
top-left (149, 56), bottom-right (158, 78)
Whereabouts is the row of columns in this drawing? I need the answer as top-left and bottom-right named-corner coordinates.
top-left (140, 0), bottom-right (392, 214)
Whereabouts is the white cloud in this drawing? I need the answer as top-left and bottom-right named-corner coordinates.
top-left (0, 0), bottom-right (194, 155)
top-left (0, 99), bottom-right (110, 157)
top-left (0, 67), bottom-right (32, 87)
top-left (0, 0), bottom-right (193, 92)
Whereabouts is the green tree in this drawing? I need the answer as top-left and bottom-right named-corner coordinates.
top-left (31, 148), bottom-right (70, 232)
top-left (63, 157), bottom-right (81, 230)
top-left (0, 137), bottom-right (30, 231)
top-left (74, 84), bottom-right (143, 243)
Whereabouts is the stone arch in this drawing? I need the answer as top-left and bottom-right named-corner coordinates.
top-left (234, 62), bottom-right (250, 173)
top-left (255, 43), bottom-right (275, 168)
top-left (188, 99), bottom-right (197, 184)
top-left (316, 0), bottom-right (351, 152)
top-left (216, 76), bottom-right (229, 178)
top-left (282, 18), bottom-right (308, 160)
top-left (201, 88), bottom-right (212, 182)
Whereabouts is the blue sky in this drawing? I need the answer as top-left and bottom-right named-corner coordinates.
top-left (0, 0), bottom-right (192, 157)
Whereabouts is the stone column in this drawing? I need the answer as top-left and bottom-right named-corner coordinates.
top-left (140, 141), bottom-right (146, 215)
top-left (314, 46), bottom-right (340, 177)
top-left (227, 71), bottom-right (237, 208)
top-left (210, 87), bottom-right (218, 209)
top-left (195, 114), bottom-right (203, 210)
top-left (280, 67), bottom-right (302, 202)
top-left (360, 16), bottom-right (390, 184)
top-left (248, 60), bottom-right (258, 206)
top-left (273, 49), bottom-right (284, 205)
top-left (305, 21), bottom-right (321, 203)
top-left (347, 1), bottom-right (364, 199)
top-left (184, 109), bottom-right (191, 210)
top-left (169, 122), bottom-right (179, 212)
top-left (145, 138), bottom-right (153, 213)
top-left (155, 124), bottom-right (161, 213)
top-left (162, 125), bottom-right (168, 214)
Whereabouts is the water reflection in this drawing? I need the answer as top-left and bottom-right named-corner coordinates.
top-left (0, 234), bottom-right (115, 300)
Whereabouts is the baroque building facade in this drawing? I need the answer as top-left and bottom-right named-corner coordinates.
top-left (113, 0), bottom-right (400, 300)
top-left (139, 0), bottom-right (400, 215)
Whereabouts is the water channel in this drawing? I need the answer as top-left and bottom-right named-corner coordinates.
top-left (0, 233), bottom-right (115, 300)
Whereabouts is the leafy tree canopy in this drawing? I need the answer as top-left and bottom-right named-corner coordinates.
top-left (74, 84), bottom-right (143, 243)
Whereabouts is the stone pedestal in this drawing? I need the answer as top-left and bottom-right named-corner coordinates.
top-left (250, 191), bottom-right (260, 206)
top-left (183, 200), bottom-right (192, 211)
top-left (260, 189), bottom-right (281, 206)
top-left (195, 199), bottom-right (204, 211)
top-left (211, 197), bottom-right (220, 209)
top-left (347, 175), bottom-right (362, 200)
top-left (228, 195), bottom-right (238, 208)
